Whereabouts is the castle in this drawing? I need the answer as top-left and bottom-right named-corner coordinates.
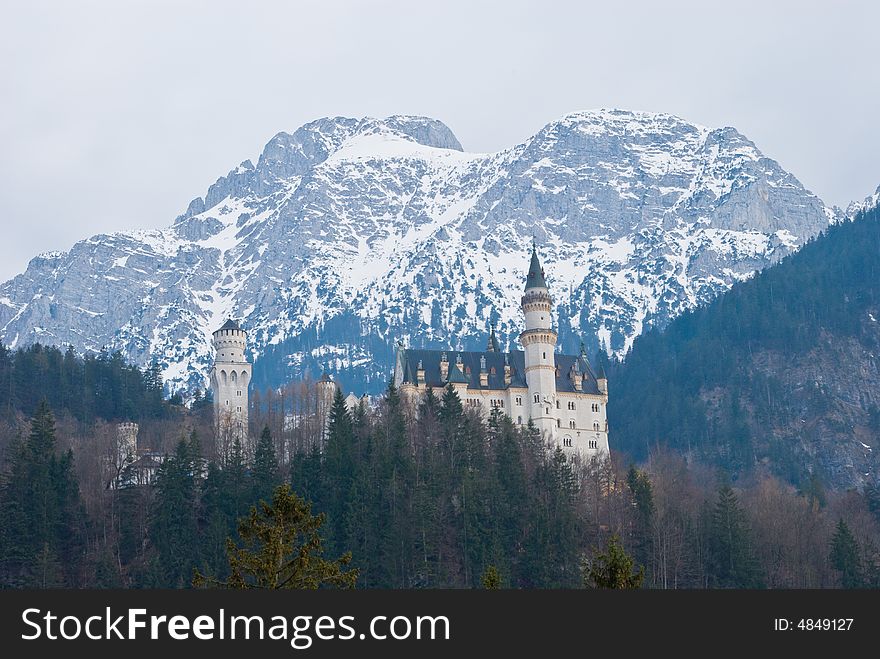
top-left (209, 246), bottom-right (610, 458)
top-left (393, 245), bottom-right (610, 457)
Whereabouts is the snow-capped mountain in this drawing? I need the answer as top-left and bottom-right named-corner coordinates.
top-left (846, 184), bottom-right (880, 218)
top-left (0, 110), bottom-right (835, 393)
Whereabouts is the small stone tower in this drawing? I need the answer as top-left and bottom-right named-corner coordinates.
top-left (520, 244), bottom-right (559, 439)
top-left (210, 319), bottom-right (251, 458)
top-left (116, 422), bottom-right (139, 468)
top-left (316, 370), bottom-right (338, 444)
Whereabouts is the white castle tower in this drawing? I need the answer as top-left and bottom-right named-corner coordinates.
top-left (316, 370), bottom-right (338, 445)
top-left (520, 244), bottom-right (559, 439)
top-left (116, 422), bottom-right (139, 467)
top-left (210, 319), bottom-right (251, 458)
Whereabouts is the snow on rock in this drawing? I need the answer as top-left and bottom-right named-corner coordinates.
top-left (0, 111), bottom-right (835, 393)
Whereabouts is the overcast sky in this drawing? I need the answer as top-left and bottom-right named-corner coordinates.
top-left (1, 0), bottom-right (878, 282)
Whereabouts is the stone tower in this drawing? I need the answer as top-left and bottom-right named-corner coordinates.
top-left (316, 370), bottom-right (338, 445)
top-left (210, 319), bottom-right (251, 458)
top-left (116, 422), bottom-right (139, 468)
top-left (519, 244), bottom-right (558, 439)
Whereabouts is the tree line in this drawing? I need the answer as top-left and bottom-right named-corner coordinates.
top-left (1, 378), bottom-right (879, 588)
top-left (0, 343), bottom-right (171, 423)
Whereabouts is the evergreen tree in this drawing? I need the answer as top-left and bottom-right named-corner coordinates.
top-left (149, 439), bottom-right (199, 587)
top-left (194, 484), bottom-right (358, 589)
top-left (583, 534), bottom-right (644, 589)
top-left (377, 379), bottom-right (414, 587)
top-left (706, 484), bottom-right (764, 588)
top-left (252, 425), bottom-right (280, 502)
top-left (0, 400), bottom-right (85, 587)
top-left (481, 564), bottom-right (502, 589)
top-left (830, 518), bottom-right (863, 588)
top-left (626, 466), bottom-right (656, 580)
top-left (322, 388), bottom-right (356, 554)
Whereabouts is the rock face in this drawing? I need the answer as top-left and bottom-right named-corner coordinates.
top-left (0, 110), bottom-right (835, 393)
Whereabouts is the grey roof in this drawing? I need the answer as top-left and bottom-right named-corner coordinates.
top-left (447, 362), bottom-right (470, 384)
top-left (216, 318), bottom-right (241, 332)
top-left (396, 347), bottom-right (601, 394)
top-left (524, 244), bottom-right (548, 291)
top-left (401, 360), bottom-right (416, 384)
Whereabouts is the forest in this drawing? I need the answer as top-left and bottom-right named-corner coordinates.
top-left (0, 342), bottom-right (878, 589)
top-left (610, 202), bottom-right (880, 486)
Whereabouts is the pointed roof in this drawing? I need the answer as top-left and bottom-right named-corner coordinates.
top-left (401, 360), bottom-right (416, 385)
top-left (486, 323), bottom-right (500, 352)
top-left (524, 243), bottom-right (548, 291)
top-left (215, 318), bottom-right (241, 333)
top-left (447, 362), bottom-right (469, 384)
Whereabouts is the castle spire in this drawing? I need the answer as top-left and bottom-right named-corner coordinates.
top-left (486, 322), bottom-right (500, 352)
top-left (524, 242), bottom-right (548, 291)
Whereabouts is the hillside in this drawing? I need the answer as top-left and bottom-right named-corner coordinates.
top-left (0, 111), bottom-right (833, 394)
top-left (609, 201), bottom-right (880, 490)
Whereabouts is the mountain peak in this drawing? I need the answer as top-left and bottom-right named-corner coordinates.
top-left (0, 109), bottom-right (838, 396)
top-left (846, 184), bottom-right (880, 218)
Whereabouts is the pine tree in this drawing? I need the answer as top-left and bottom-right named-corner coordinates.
top-left (707, 484), bottom-right (764, 588)
top-left (378, 379), bottom-right (414, 587)
top-left (322, 388), bottom-right (356, 554)
top-left (626, 466), bottom-right (656, 581)
top-left (0, 400), bottom-right (86, 587)
top-left (194, 484), bottom-right (358, 589)
top-left (149, 439), bottom-right (199, 587)
top-left (481, 564), bottom-right (502, 589)
top-left (252, 425), bottom-right (280, 502)
top-left (583, 534), bottom-right (644, 589)
top-left (830, 518), bottom-right (863, 588)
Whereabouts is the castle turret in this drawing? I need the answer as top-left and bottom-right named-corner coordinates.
top-left (597, 364), bottom-right (608, 395)
top-left (519, 244), bottom-right (558, 439)
top-left (316, 370), bottom-right (338, 443)
top-left (486, 323), bottom-right (500, 352)
top-left (210, 319), bottom-right (251, 459)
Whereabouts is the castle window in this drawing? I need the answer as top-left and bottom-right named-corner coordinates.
top-left (593, 421), bottom-right (600, 431)
top-left (592, 403), bottom-right (600, 413)
top-left (589, 439), bottom-right (598, 450)
top-left (556, 419), bottom-right (561, 427)
top-left (568, 401), bottom-right (576, 411)
top-left (569, 420), bottom-right (576, 429)
top-left (543, 352), bottom-right (546, 360)
top-left (534, 394), bottom-right (540, 403)
top-left (517, 416), bottom-right (522, 424)
top-left (515, 396), bottom-right (522, 405)
top-left (556, 400), bottom-right (560, 409)
top-left (563, 437), bottom-right (572, 447)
